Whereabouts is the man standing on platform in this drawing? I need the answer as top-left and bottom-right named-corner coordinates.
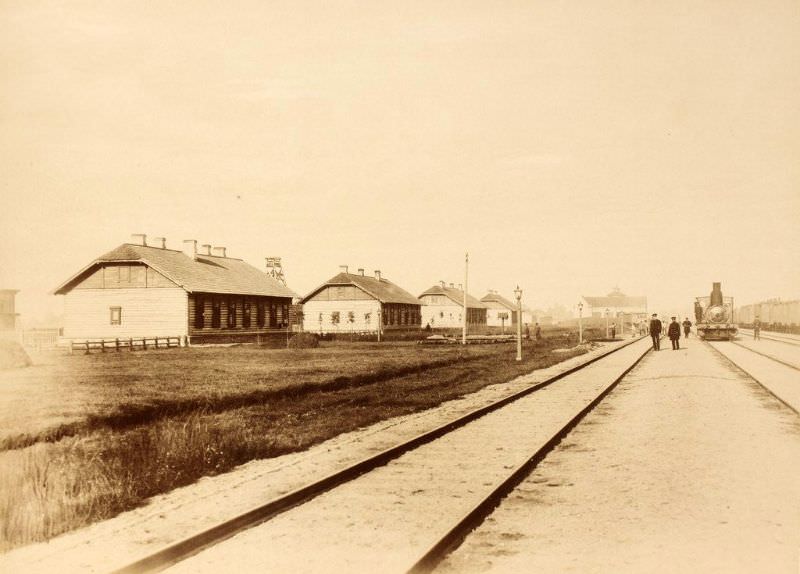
top-left (668, 316), bottom-right (681, 350)
top-left (649, 313), bottom-right (662, 350)
top-left (682, 317), bottom-right (692, 338)
top-left (753, 316), bottom-right (761, 340)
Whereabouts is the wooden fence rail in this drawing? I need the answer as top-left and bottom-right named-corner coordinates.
top-left (70, 336), bottom-right (182, 354)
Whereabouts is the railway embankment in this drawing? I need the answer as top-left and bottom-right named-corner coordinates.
top-left (0, 336), bottom-right (589, 556)
top-left (0, 338), bottom-right (627, 573)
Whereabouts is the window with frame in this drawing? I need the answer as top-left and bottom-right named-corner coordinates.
top-left (256, 302), bottom-right (265, 328)
top-left (195, 296), bottom-right (205, 328)
top-left (110, 306), bottom-right (122, 325)
top-left (211, 298), bottom-right (221, 328)
top-left (242, 298), bottom-right (251, 328)
top-left (227, 298), bottom-right (237, 328)
top-left (331, 311), bottom-right (340, 325)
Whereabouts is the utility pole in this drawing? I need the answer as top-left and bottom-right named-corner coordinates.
top-left (514, 286), bottom-right (523, 361)
top-left (462, 252), bottom-right (468, 345)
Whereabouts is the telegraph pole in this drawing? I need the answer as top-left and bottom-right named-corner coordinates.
top-left (462, 252), bottom-right (468, 345)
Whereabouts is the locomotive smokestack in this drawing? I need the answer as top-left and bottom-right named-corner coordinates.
top-left (710, 282), bottom-right (723, 306)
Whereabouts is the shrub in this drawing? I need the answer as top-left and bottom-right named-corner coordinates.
top-left (287, 332), bottom-right (319, 349)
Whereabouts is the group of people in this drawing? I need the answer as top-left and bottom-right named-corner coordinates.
top-left (648, 314), bottom-right (693, 351)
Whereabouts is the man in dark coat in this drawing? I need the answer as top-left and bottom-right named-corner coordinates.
top-left (649, 313), bottom-right (662, 350)
top-left (682, 317), bottom-right (692, 338)
top-left (668, 316), bottom-right (681, 350)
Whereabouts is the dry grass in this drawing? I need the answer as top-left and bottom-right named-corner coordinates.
top-left (0, 336), bottom-right (586, 552)
top-left (0, 342), bottom-right (507, 451)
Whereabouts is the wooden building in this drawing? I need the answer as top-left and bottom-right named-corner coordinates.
top-left (54, 235), bottom-right (297, 345)
top-left (480, 290), bottom-right (519, 328)
top-left (419, 282), bottom-right (487, 329)
top-left (301, 267), bottom-right (421, 334)
top-left (581, 287), bottom-right (647, 320)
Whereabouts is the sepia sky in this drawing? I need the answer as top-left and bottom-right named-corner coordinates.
top-left (1, 0), bottom-right (798, 324)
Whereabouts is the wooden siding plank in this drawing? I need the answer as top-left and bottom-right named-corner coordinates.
top-left (63, 288), bottom-right (188, 340)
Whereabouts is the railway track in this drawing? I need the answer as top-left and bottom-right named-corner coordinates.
top-left (730, 340), bottom-right (800, 372)
top-left (112, 337), bottom-right (651, 574)
top-left (736, 329), bottom-right (800, 347)
top-left (706, 339), bottom-right (800, 415)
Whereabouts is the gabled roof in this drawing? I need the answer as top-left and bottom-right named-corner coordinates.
top-left (480, 292), bottom-right (517, 311)
top-left (54, 243), bottom-right (297, 298)
top-left (582, 294), bottom-right (647, 308)
top-left (301, 272), bottom-right (421, 305)
top-left (419, 285), bottom-right (487, 308)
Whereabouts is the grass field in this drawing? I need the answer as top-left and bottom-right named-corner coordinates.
top-left (0, 334), bottom-right (590, 551)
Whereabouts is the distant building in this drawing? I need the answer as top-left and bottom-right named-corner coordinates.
top-left (521, 306), bottom-right (535, 325)
top-left (301, 267), bottom-right (421, 334)
top-left (480, 290), bottom-right (519, 327)
top-left (581, 287), bottom-right (648, 323)
top-left (0, 289), bottom-right (19, 332)
top-left (54, 234), bottom-right (297, 345)
top-left (419, 282), bottom-right (487, 329)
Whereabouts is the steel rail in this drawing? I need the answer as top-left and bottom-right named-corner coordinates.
top-left (705, 341), bottom-right (799, 416)
top-left (112, 336), bottom-right (646, 574)
top-left (737, 330), bottom-right (800, 347)
top-left (730, 341), bottom-right (800, 372)
top-left (406, 341), bottom-right (652, 574)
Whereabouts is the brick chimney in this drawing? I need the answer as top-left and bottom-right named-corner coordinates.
top-left (340, 265), bottom-right (349, 274)
top-left (200, 244), bottom-right (212, 256)
top-left (152, 237), bottom-right (166, 249)
top-left (374, 270), bottom-right (381, 281)
top-left (357, 268), bottom-right (365, 276)
top-left (449, 283), bottom-right (454, 288)
top-left (439, 280), bottom-right (446, 288)
top-left (182, 239), bottom-right (197, 260)
top-left (212, 246), bottom-right (227, 257)
top-left (131, 233), bottom-right (147, 246)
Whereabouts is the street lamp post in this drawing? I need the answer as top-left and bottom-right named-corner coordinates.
top-left (578, 301), bottom-right (583, 344)
top-left (514, 286), bottom-right (523, 361)
top-left (462, 253), bottom-right (468, 346)
top-left (605, 308), bottom-right (610, 338)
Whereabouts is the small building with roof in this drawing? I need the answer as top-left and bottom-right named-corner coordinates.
top-left (300, 266), bottom-right (421, 334)
top-left (581, 287), bottom-right (648, 326)
top-left (419, 282), bottom-right (487, 329)
top-left (480, 290), bottom-right (519, 328)
top-left (54, 234), bottom-right (298, 345)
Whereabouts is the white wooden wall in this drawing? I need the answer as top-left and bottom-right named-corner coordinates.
top-left (421, 303), bottom-right (465, 328)
top-left (302, 299), bottom-right (381, 334)
top-left (62, 288), bottom-right (188, 340)
top-left (485, 305), bottom-right (516, 327)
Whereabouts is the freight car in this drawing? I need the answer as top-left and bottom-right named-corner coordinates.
top-left (736, 299), bottom-right (800, 335)
top-left (694, 282), bottom-right (738, 340)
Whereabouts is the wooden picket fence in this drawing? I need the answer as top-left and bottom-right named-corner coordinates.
top-left (70, 336), bottom-right (182, 354)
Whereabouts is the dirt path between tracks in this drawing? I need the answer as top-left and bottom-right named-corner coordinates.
top-left (441, 337), bottom-right (800, 573)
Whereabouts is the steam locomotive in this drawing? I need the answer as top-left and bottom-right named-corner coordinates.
top-left (694, 282), bottom-right (738, 340)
